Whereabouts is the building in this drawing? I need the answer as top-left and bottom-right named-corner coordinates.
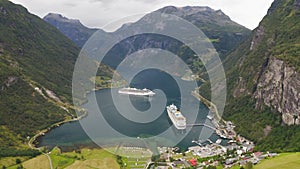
top-left (189, 159), bottom-right (197, 167)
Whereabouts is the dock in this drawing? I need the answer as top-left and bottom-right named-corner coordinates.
top-left (186, 123), bottom-right (216, 130)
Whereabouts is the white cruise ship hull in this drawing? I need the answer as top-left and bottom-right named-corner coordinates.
top-left (118, 91), bottom-right (155, 96)
top-left (118, 88), bottom-right (155, 96)
top-left (167, 109), bottom-right (186, 130)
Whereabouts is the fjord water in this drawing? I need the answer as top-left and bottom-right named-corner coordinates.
top-left (37, 69), bottom-right (222, 151)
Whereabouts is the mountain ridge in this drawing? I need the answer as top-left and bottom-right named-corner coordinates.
top-left (44, 6), bottom-right (250, 58)
top-left (44, 13), bottom-right (99, 47)
top-left (44, 6), bottom-right (251, 81)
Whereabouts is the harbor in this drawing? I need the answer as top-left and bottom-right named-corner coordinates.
top-left (36, 69), bottom-right (221, 151)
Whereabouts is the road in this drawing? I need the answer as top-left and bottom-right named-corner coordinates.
top-left (44, 152), bottom-right (53, 169)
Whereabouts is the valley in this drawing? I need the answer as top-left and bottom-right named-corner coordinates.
top-left (0, 0), bottom-right (299, 169)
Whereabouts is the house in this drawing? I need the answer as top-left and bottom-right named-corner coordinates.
top-left (253, 152), bottom-right (263, 158)
top-left (189, 159), bottom-right (197, 166)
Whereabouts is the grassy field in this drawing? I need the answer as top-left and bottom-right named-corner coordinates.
top-left (0, 156), bottom-right (30, 169)
top-left (109, 147), bottom-right (152, 169)
top-left (22, 155), bottom-right (50, 169)
top-left (50, 147), bottom-right (75, 169)
top-left (5, 148), bottom-right (120, 169)
top-left (254, 153), bottom-right (300, 169)
top-left (64, 148), bottom-right (119, 169)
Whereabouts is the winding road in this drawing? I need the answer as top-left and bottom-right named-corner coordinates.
top-left (44, 152), bottom-right (53, 169)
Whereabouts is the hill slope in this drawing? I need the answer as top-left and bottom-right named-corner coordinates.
top-left (223, 0), bottom-right (300, 152)
top-left (0, 0), bottom-right (116, 158)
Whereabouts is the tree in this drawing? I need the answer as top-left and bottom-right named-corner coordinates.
top-left (75, 149), bottom-right (81, 154)
top-left (16, 158), bottom-right (21, 164)
top-left (16, 165), bottom-right (23, 169)
top-left (151, 155), bottom-right (160, 162)
top-left (244, 162), bottom-right (253, 169)
top-left (169, 157), bottom-right (174, 162)
top-left (205, 166), bottom-right (217, 169)
top-left (116, 155), bottom-right (123, 167)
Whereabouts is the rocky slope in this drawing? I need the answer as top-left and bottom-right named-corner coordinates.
top-left (254, 57), bottom-right (300, 125)
top-left (222, 0), bottom-right (300, 151)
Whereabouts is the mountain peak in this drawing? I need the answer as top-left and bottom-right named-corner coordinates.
top-left (157, 5), bottom-right (215, 15)
top-left (215, 9), bottom-right (226, 16)
top-left (44, 13), bottom-right (80, 24)
top-left (43, 13), bottom-right (99, 47)
top-left (155, 5), bottom-right (234, 25)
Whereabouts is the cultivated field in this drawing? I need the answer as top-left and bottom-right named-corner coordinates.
top-left (6, 147), bottom-right (120, 169)
top-left (254, 153), bottom-right (300, 169)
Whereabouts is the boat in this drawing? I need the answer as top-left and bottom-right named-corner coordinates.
top-left (216, 130), bottom-right (227, 139)
top-left (118, 87), bottom-right (155, 96)
top-left (166, 104), bottom-right (186, 130)
top-left (216, 139), bottom-right (222, 144)
top-left (207, 114), bottom-right (213, 120)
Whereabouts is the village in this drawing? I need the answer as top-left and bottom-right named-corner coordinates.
top-left (120, 120), bottom-right (278, 169)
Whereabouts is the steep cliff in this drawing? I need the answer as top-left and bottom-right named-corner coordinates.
top-left (254, 57), bottom-right (300, 125)
top-left (222, 0), bottom-right (300, 151)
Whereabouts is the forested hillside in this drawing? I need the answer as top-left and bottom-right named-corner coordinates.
top-left (0, 0), bottom-right (115, 158)
top-left (221, 0), bottom-right (300, 152)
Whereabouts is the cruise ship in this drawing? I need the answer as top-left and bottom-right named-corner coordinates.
top-left (118, 87), bottom-right (155, 96)
top-left (166, 104), bottom-right (186, 130)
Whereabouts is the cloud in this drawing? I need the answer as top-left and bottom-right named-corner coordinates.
top-left (90, 0), bottom-right (159, 3)
top-left (63, 3), bottom-right (77, 7)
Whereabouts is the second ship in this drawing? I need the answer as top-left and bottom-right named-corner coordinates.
top-left (166, 104), bottom-right (187, 130)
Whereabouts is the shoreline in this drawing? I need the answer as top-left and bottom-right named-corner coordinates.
top-left (28, 83), bottom-right (125, 150)
top-left (29, 78), bottom-right (219, 151)
top-left (191, 88), bottom-right (223, 123)
top-left (28, 109), bottom-right (88, 150)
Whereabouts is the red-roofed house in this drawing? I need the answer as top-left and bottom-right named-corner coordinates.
top-left (253, 152), bottom-right (263, 158)
top-left (189, 159), bottom-right (197, 166)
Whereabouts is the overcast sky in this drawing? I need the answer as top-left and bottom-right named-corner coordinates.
top-left (11, 0), bottom-right (274, 31)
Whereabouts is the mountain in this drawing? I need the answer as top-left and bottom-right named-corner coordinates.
top-left (222, 0), bottom-right (300, 152)
top-left (0, 0), bottom-right (116, 158)
top-left (44, 7), bottom-right (250, 76)
top-left (45, 7), bottom-right (250, 57)
top-left (156, 6), bottom-right (250, 58)
top-left (0, 0), bottom-right (76, 157)
top-left (43, 13), bottom-right (100, 47)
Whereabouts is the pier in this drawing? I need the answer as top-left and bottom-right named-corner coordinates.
top-left (186, 123), bottom-right (216, 130)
